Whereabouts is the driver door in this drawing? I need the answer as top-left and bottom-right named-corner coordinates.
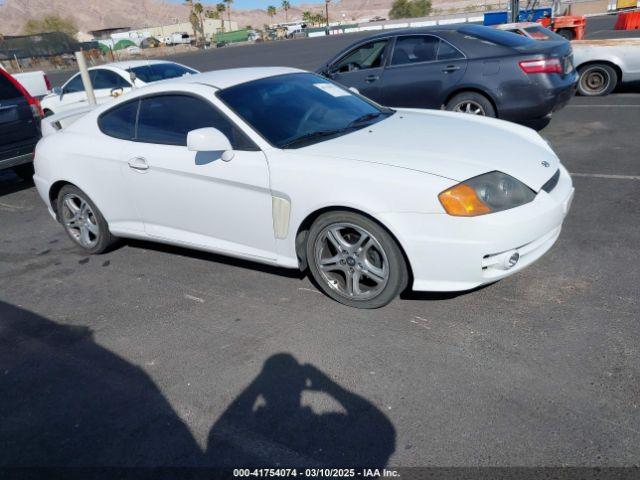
top-left (120, 93), bottom-right (277, 261)
top-left (326, 39), bottom-right (390, 102)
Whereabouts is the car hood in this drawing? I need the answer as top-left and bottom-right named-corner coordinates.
top-left (301, 109), bottom-right (560, 191)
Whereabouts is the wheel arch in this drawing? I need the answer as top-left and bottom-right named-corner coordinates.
top-left (576, 60), bottom-right (623, 86)
top-left (293, 205), bottom-right (414, 285)
top-left (443, 87), bottom-right (499, 117)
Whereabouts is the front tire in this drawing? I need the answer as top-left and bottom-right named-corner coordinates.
top-left (306, 211), bottom-right (408, 309)
top-left (56, 185), bottom-right (116, 254)
top-left (577, 63), bottom-right (618, 96)
top-left (445, 91), bottom-right (496, 118)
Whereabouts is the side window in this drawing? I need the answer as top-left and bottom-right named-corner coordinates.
top-left (332, 40), bottom-right (389, 73)
top-left (391, 36), bottom-right (439, 66)
top-left (98, 100), bottom-right (139, 140)
top-left (63, 74), bottom-right (85, 94)
top-left (0, 73), bottom-right (21, 100)
top-left (136, 94), bottom-right (256, 150)
top-left (91, 69), bottom-right (130, 89)
top-left (437, 40), bottom-right (465, 61)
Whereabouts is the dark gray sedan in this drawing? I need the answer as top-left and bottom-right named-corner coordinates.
top-left (317, 24), bottom-right (577, 124)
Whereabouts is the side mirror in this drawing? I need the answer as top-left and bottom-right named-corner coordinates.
top-left (111, 87), bottom-right (124, 98)
top-left (52, 86), bottom-right (62, 97)
top-left (187, 127), bottom-right (234, 161)
top-left (348, 86), bottom-right (360, 95)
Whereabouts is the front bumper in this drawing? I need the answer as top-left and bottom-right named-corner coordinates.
top-left (380, 166), bottom-right (574, 292)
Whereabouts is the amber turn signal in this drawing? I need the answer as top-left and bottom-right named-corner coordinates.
top-left (438, 183), bottom-right (491, 217)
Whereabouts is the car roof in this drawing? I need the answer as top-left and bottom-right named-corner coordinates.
top-left (171, 66), bottom-right (304, 89)
top-left (90, 60), bottom-right (176, 71)
top-left (361, 23), bottom-right (491, 41)
top-left (495, 22), bottom-right (540, 29)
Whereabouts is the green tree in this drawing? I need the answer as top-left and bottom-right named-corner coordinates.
top-left (23, 14), bottom-right (78, 37)
top-left (281, 0), bottom-right (291, 22)
top-left (267, 5), bottom-right (277, 22)
top-left (193, 2), bottom-right (205, 43)
top-left (389, 0), bottom-right (432, 19)
top-left (302, 11), bottom-right (312, 23)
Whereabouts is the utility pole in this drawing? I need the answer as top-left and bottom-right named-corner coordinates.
top-left (509, 0), bottom-right (520, 23)
top-left (325, 0), bottom-right (330, 34)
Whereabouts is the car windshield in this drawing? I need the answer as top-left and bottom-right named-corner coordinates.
top-left (217, 72), bottom-right (393, 149)
top-left (129, 63), bottom-right (197, 83)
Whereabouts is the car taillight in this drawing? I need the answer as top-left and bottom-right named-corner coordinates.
top-left (44, 74), bottom-right (52, 91)
top-left (0, 68), bottom-right (44, 119)
top-left (519, 58), bottom-right (563, 74)
top-left (30, 98), bottom-right (44, 119)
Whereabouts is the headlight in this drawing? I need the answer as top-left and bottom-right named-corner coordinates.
top-left (438, 171), bottom-right (535, 217)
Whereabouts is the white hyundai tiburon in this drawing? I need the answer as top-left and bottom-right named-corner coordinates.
top-left (33, 67), bottom-right (574, 308)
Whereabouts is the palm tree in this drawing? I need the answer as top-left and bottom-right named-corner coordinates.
top-left (267, 5), bottom-right (277, 23)
top-left (216, 2), bottom-right (227, 32)
top-left (193, 2), bottom-right (205, 43)
top-left (281, 0), bottom-right (290, 22)
top-left (224, 0), bottom-right (233, 29)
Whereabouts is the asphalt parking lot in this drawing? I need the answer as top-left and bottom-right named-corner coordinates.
top-left (1, 23), bottom-right (640, 470)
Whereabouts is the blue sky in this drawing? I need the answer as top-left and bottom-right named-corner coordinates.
top-left (166, 0), bottom-right (308, 8)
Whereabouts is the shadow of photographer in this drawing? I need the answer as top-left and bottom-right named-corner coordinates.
top-left (0, 301), bottom-right (395, 469)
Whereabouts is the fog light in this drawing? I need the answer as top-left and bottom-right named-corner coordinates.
top-left (504, 252), bottom-right (520, 269)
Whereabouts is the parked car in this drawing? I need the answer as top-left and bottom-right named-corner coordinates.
top-left (317, 24), bottom-right (577, 124)
top-left (495, 25), bottom-right (640, 96)
top-left (0, 68), bottom-right (42, 180)
top-left (1, 65), bottom-right (51, 98)
top-left (40, 60), bottom-right (199, 116)
top-left (34, 68), bottom-right (574, 308)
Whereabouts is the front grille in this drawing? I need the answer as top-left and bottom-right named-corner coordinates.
top-left (541, 169), bottom-right (560, 193)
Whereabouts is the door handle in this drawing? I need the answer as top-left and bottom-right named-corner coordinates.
top-left (442, 65), bottom-right (461, 74)
top-left (128, 156), bottom-right (149, 171)
top-left (364, 74), bottom-right (379, 83)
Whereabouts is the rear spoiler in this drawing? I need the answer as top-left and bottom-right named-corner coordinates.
top-left (41, 105), bottom-right (96, 137)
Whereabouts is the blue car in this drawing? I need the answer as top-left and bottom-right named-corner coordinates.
top-left (317, 24), bottom-right (577, 125)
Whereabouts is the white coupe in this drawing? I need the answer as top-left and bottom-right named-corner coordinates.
top-left (33, 67), bottom-right (574, 308)
top-left (40, 60), bottom-right (199, 116)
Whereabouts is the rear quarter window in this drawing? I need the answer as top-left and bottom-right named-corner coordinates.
top-left (98, 100), bottom-right (139, 140)
top-left (0, 73), bottom-right (22, 100)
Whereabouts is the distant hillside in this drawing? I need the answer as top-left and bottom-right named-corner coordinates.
top-left (0, 0), bottom-right (473, 36)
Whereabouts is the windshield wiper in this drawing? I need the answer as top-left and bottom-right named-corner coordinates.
top-left (347, 112), bottom-right (384, 127)
top-left (281, 128), bottom-right (350, 149)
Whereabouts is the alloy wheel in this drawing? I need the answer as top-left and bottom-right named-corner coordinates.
top-left (314, 222), bottom-right (389, 300)
top-left (61, 193), bottom-right (100, 249)
top-left (453, 100), bottom-right (486, 116)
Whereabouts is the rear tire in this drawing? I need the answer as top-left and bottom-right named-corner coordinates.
top-left (306, 211), bottom-right (408, 309)
top-left (577, 63), bottom-right (617, 97)
top-left (445, 91), bottom-right (496, 118)
top-left (56, 185), bottom-right (117, 254)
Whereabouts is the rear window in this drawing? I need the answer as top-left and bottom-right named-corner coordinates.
top-left (0, 72), bottom-right (22, 101)
top-left (129, 63), bottom-right (197, 83)
top-left (458, 25), bottom-right (533, 47)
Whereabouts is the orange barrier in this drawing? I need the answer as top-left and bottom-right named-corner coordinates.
top-left (615, 11), bottom-right (640, 30)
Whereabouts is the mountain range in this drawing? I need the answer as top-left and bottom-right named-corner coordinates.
top-left (0, 0), bottom-right (470, 36)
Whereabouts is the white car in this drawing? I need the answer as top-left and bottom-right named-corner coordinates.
top-left (40, 60), bottom-right (199, 116)
top-left (33, 67), bottom-right (574, 308)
